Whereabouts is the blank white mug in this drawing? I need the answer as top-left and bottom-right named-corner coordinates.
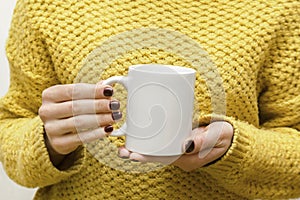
top-left (103, 64), bottom-right (196, 156)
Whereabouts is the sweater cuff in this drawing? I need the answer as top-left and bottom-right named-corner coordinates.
top-left (197, 114), bottom-right (252, 183)
top-left (22, 116), bottom-right (86, 187)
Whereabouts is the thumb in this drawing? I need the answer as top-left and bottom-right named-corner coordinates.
top-left (183, 126), bottom-right (206, 154)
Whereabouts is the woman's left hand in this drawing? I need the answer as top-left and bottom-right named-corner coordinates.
top-left (118, 121), bottom-right (234, 172)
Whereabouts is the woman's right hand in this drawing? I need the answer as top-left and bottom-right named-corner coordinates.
top-left (38, 82), bottom-right (122, 166)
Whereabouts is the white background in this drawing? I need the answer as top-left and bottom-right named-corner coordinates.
top-left (0, 0), bottom-right (37, 199)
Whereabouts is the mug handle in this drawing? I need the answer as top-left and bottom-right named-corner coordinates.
top-left (102, 76), bottom-right (128, 137)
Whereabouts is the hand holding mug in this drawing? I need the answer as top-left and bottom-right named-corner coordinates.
top-left (119, 121), bottom-right (234, 172)
top-left (39, 83), bottom-right (122, 166)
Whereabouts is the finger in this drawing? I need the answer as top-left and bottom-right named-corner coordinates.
top-left (49, 126), bottom-right (113, 154)
top-left (42, 83), bottom-right (114, 103)
top-left (184, 122), bottom-right (233, 157)
top-left (118, 147), bottom-right (131, 158)
top-left (40, 99), bottom-right (120, 119)
top-left (129, 152), bottom-right (179, 165)
top-left (78, 125), bottom-right (114, 144)
top-left (198, 122), bottom-right (233, 158)
top-left (184, 126), bottom-right (221, 156)
top-left (74, 83), bottom-right (114, 100)
top-left (72, 99), bottom-right (120, 116)
top-left (44, 112), bottom-right (122, 135)
top-left (183, 127), bottom-right (207, 154)
top-left (173, 147), bottom-right (226, 171)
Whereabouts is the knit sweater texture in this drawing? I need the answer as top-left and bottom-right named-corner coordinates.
top-left (0, 0), bottom-right (299, 199)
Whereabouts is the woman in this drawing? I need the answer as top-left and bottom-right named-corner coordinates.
top-left (0, 0), bottom-right (299, 199)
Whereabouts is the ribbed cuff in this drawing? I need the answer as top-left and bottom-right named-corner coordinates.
top-left (21, 116), bottom-right (86, 187)
top-left (197, 114), bottom-right (252, 183)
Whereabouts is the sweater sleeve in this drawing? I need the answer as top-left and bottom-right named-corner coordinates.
top-left (0, 0), bottom-right (86, 188)
top-left (201, 2), bottom-right (300, 199)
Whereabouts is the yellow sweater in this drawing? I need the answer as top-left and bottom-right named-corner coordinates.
top-left (0, 0), bottom-right (299, 199)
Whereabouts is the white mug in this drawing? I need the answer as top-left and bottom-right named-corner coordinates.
top-left (103, 64), bottom-right (196, 156)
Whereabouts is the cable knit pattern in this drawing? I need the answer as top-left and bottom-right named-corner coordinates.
top-left (0, 0), bottom-right (299, 199)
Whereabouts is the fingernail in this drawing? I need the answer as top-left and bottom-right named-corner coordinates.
top-left (109, 100), bottom-right (120, 110)
top-left (112, 111), bottom-right (122, 121)
top-left (104, 125), bottom-right (113, 133)
top-left (103, 87), bottom-right (113, 97)
top-left (185, 140), bottom-right (195, 153)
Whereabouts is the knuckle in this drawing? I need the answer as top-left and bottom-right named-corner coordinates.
top-left (73, 116), bottom-right (84, 129)
top-left (66, 101), bottom-right (75, 115)
top-left (41, 88), bottom-right (53, 101)
top-left (50, 138), bottom-right (66, 153)
top-left (42, 85), bottom-right (61, 102)
top-left (66, 84), bottom-right (75, 100)
top-left (72, 101), bottom-right (85, 115)
top-left (42, 84), bottom-right (74, 102)
top-left (38, 106), bottom-right (49, 120)
top-left (51, 137), bottom-right (63, 148)
top-left (96, 99), bottom-right (108, 112)
top-left (97, 113), bottom-right (113, 126)
top-left (43, 123), bottom-right (52, 133)
top-left (44, 122), bottom-right (56, 135)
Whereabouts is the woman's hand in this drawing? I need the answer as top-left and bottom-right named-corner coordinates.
top-left (118, 121), bottom-right (233, 172)
top-left (39, 82), bottom-right (122, 166)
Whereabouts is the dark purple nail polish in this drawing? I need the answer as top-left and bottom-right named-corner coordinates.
top-left (109, 101), bottom-right (120, 110)
top-left (104, 125), bottom-right (113, 133)
top-left (103, 87), bottom-right (113, 97)
top-left (112, 111), bottom-right (122, 121)
top-left (185, 140), bottom-right (195, 153)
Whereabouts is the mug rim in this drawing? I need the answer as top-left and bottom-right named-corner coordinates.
top-left (129, 64), bottom-right (196, 75)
